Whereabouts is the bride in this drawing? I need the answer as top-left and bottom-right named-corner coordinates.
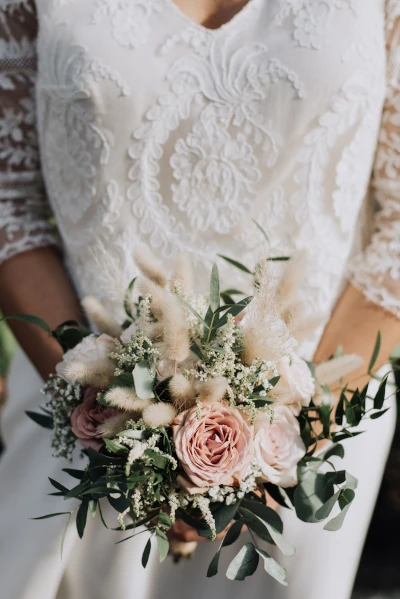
top-left (0, 0), bottom-right (399, 598)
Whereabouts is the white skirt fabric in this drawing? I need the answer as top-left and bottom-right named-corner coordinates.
top-left (0, 348), bottom-right (397, 599)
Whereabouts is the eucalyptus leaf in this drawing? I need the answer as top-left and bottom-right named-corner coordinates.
top-left (104, 438), bottom-right (127, 454)
top-left (133, 360), bottom-right (155, 400)
top-left (226, 543), bottom-right (259, 581)
top-left (323, 490), bottom-right (355, 532)
top-left (254, 547), bottom-right (288, 586)
top-left (156, 529), bottom-right (169, 562)
top-left (322, 443), bottom-right (345, 462)
top-left (315, 490), bottom-right (341, 521)
top-left (207, 519), bottom-right (244, 578)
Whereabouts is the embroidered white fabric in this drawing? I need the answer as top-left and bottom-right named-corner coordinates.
top-left (0, 0), bottom-right (399, 347)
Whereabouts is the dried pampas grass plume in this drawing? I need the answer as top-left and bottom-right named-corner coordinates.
top-left (142, 402), bottom-right (178, 428)
top-left (98, 411), bottom-right (137, 438)
top-left (81, 296), bottom-right (122, 337)
top-left (134, 246), bottom-right (168, 288)
top-left (136, 277), bottom-right (167, 319)
top-left (315, 354), bottom-right (364, 386)
top-left (288, 308), bottom-right (326, 344)
top-left (242, 260), bottom-right (290, 364)
top-left (169, 374), bottom-right (196, 410)
top-left (169, 254), bottom-right (193, 294)
top-left (162, 295), bottom-right (190, 363)
top-left (198, 377), bottom-right (229, 404)
top-left (104, 387), bottom-right (154, 412)
top-left (63, 360), bottom-right (115, 388)
top-left (276, 252), bottom-right (308, 323)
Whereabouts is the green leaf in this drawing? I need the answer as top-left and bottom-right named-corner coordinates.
top-left (133, 360), bottom-right (155, 399)
top-left (254, 547), bottom-right (288, 586)
top-left (324, 489), bottom-right (355, 532)
top-left (89, 500), bottom-right (97, 517)
top-left (158, 512), bottom-right (173, 529)
top-left (209, 263), bottom-right (220, 312)
top-left (142, 538), bottom-right (152, 568)
top-left (226, 543), bottom-right (259, 581)
top-left (156, 529), bottom-right (169, 562)
top-left (315, 490), bottom-right (341, 521)
top-left (190, 341), bottom-right (204, 360)
top-left (64, 480), bottom-right (90, 500)
top-left (294, 474), bottom-right (327, 523)
top-left (0, 314), bottom-right (51, 334)
top-left (390, 342), bottom-right (400, 362)
top-left (239, 508), bottom-right (273, 544)
top-left (252, 219), bottom-right (269, 242)
top-left (104, 438), bottom-right (127, 454)
top-left (267, 256), bottom-right (290, 262)
top-left (373, 375), bottom-right (388, 410)
top-left (371, 408), bottom-right (390, 420)
top-left (76, 499), bottom-right (89, 538)
top-left (263, 483), bottom-right (291, 509)
top-left (32, 511), bottom-right (71, 520)
top-left (368, 330), bottom-right (381, 372)
top-left (241, 499), bottom-right (283, 534)
top-left (26, 410), bottom-right (53, 429)
top-left (217, 254), bottom-right (254, 275)
top-left (62, 468), bottom-right (85, 480)
top-left (110, 373), bottom-right (134, 388)
top-left (48, 478), bottom-right (69, 495)
top-left (263, 522), bottom-right (295, 557)
top-left (207, 519), bottom-right (244, 578)
top-left (198, 498), bottom-right (242, 538)
top-left (322, 443), bottom-right (345, 462)
top-left (179, 296), bottom-right (209, 328)
top-left (124, 277), bottom-right (137, 319)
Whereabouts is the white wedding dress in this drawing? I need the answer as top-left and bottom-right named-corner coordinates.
top-left (0, 0), bottom-right (399, 598)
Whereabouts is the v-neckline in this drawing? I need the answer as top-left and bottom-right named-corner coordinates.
top-left (165, 0), bottom-right (259, 34)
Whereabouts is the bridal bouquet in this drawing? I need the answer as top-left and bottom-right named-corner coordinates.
top-left (19, 248), bottom-right (393, 585)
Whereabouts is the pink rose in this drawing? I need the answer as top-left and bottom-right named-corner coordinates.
top-left (172, 404), bottom-right (253, 489)
top-left (71, 387), bottom-right (116, 450)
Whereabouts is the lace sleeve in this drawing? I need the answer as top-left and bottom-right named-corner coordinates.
top-left (349, 3), bottom-right (400, 318)
top-left (0, 0), bottom-right (57, 266)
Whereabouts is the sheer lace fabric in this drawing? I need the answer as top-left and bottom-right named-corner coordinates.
top-left (0, 0), bottom-right (398, 357)
top-left (0, 0), bottom-right (57, 264)
top-left (349, 6), bottom-right (400, 317)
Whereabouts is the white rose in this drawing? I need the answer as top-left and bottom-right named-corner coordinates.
top-left (56, 334), bottom-right (116, 387)
top-left (254, 405), bottom-right (306, 488)
top-left (273, 354), bottom-right (315, 415)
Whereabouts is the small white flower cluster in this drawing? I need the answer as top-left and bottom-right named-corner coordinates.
top-left (109, 333), bottom-right (160, 375)
top-left (206, 461), bottom-right (262, 505)
top-left (41, 375), bottom-right (83, 460)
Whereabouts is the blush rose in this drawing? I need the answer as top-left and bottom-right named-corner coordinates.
top-left (172, 404), bottom-right (253, 489)
top-left (273, 354), bottom-right (315, 415)
top-left (254, 405), bottom-right (306, 488)
top-left (70, 387), bottom-right (116, 450)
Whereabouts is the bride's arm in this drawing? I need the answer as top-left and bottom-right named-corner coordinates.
top-left (314, 10), bottom-right (400, 381)
top-left (0, 1), bottom-right (83, 380)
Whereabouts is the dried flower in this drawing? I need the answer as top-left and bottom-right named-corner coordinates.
top-left (142, 402), bottom-right (178, 428)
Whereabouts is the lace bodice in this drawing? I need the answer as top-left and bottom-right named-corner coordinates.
top-left (0, 0), bottom-right (399, 358)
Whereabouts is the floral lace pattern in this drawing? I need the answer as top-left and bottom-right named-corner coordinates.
top-left (0, 0), bottom-right (57, 263)
top-left (349, 7), bottom-right (400, 318)
top-left (0, 0), bottom-right (398, 359)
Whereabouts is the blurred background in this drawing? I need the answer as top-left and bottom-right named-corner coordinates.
top-left (0, 319), bottom-right (398, 598)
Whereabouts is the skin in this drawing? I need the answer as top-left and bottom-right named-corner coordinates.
top-left (1, 0), bottom-right (399, 546)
